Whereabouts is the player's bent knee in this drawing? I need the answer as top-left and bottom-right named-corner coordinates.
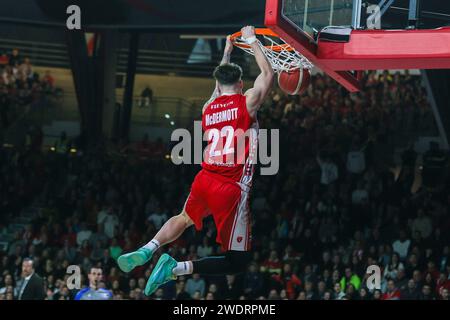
top-left (179, 211), bottom-right (194, 227)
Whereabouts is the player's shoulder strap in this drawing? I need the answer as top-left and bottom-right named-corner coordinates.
top-left (202, 93), bottom-right (220, 114)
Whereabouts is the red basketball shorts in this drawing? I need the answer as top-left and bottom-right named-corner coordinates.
top-left (184, 169), bottom-right (251, 252)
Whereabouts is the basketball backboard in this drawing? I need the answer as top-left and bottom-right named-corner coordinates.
top-left (281, 0), bottom-right (355, 40)
top-left (265, 0), bottom-right (450, 92)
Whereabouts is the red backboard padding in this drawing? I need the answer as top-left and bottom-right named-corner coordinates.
top-left (318, 27), bottom-right (450, 71)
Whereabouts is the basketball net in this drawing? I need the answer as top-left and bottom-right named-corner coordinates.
top-left (231, 29), bottom-right (314, 73)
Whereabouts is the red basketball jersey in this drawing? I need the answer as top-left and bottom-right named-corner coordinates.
top-left (201, 93), bottom-right (258, 187)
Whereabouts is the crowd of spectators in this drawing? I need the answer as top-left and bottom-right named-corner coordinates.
top-left (0, 70), bottom-right (449, 300)
top-left (0, 47), bottom-right (56, 130)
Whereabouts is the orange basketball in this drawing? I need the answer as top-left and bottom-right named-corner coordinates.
top-left (278, 68), bottom-right (311, 95)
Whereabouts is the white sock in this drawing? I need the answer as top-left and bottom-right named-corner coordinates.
top-left (172, 261), bottom-right (193, 276)
top-left (142, 239), bottom-right (160, 253)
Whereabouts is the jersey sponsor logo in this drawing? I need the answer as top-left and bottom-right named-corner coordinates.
top-left (210, 100), bottom-right (234, 110)
top-left (237, 236), bottom-right (243, 243)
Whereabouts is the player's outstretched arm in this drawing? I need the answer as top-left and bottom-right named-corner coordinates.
top-left (243, 26), bottom-right (274, 119)
top-left (220, 35), bottom-right (233, 66)
top-left (202, 36), bottom-right (234, 113)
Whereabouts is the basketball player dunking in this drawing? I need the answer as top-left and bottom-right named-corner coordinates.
top-left (117, 26), bottom-right (274, 296)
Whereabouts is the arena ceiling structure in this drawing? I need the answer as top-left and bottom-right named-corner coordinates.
top-left (0, 0), bottom-right (448, 32)
top-left (0, 0), bottom-right (264, 32)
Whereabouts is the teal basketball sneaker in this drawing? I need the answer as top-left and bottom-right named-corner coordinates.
top-left (117, 247), bottom-right (153, 273)
top-left (144, 253), bottom-right (177, 296)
